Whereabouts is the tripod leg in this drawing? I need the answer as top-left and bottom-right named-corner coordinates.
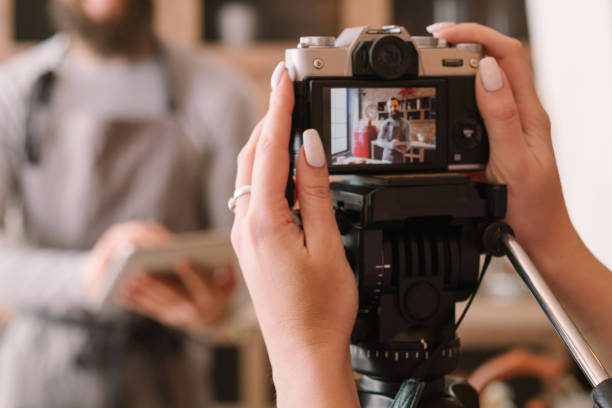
top-left (390, 380), bottom-right (424, 408)
top-left (594, 378), bottom-right (612, 408)
top-left (502, 234), bottom-right (610, 388)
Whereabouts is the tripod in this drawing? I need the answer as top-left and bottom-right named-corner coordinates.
top-left (330, 174), bottom-right (612, 407)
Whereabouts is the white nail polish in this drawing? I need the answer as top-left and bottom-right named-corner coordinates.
top-left (479, 57), bottom-right (503, 92)
top-left (286, 64), bottom-right (296, 82)
top-left (303, 129), bottom-right (326, 168)
top-left (426, 22), bottom-right (456, 34)
top-left (270, 61), bottom-right (285, 90)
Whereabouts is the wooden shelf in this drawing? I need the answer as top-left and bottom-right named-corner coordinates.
top-left (457, 295), bottom-right (562, 350)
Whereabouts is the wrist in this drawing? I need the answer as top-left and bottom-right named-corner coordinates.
top-left (269, 340), bottom-right (358, 407)
top-left (262, 324), bottom-right (352, 366)
top-left (521, 215), bottom-right (583, 277)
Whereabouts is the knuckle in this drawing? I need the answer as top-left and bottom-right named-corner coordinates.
top-left (490, 102), bottom-right (520, 124)
top-left (237, 140), bottom-right (256, 166)
top-left (230, 224), bottom-right (242, 251)
top-left (247, 211), bottom-right (274, 237)
top-left (236, 145), bottom-right (249, 165)
top-left (256, 134), bottom-right (276, 155)
top-left (463, 22), bottom-right (483, 32)
top-left (247, 209), bottom-right (289, 240)
top-left (540, 110), bottom-right (552, 133)
top-left (507, 38), bottom-right (525, 55)
top-left (300, 182), bottom-right (331, 202)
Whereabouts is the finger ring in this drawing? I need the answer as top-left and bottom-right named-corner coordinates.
top-left (228, 185), bottom-right (252, 213)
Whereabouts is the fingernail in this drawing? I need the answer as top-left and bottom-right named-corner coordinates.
top-left (303, 129), bottom-right (326, 168)
top-left (479, 57), bottom-right (503, 92)
top-left (426, 22), bottom-right (455, 34)
top-left (286, 64), bottom-right (296, 82)
top-left (270, 61), bottom-right (286, 90)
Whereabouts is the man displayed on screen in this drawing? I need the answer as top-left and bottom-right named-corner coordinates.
top-left (376, 97), bottom-right (411, 163)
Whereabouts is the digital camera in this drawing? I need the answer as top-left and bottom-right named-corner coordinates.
top-left (286, 25), bottom-right (489, 176)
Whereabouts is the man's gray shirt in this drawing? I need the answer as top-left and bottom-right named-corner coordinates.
top-left (0, 36), bottom-right (258, 407)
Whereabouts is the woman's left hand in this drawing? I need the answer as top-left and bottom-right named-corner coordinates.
top-left (230, 62), bottom-right (359, 406)
top-left (120, 262), bottom-right (236, 334)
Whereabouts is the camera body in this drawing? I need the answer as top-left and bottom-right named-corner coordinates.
top-left (286, 25), bottom-right (488, 177)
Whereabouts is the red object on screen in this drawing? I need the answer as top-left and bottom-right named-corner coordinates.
top-left (353, 125), bottom-right (378, 158)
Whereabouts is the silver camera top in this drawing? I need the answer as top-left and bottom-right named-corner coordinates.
top-left (286, 25), bottom-right (484, 81)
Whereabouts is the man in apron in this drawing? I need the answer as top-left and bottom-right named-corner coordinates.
top-left (0, 0), bottom-right (257, 406)
top-left (377, 97), bottom-right (411, 163)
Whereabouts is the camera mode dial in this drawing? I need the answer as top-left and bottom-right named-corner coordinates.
top-left (411, 36), bottom-right (439, 48)
top-left (298, 36), bottom-right (336, 48)
top-left (455, 43), bottom-right (484, 53)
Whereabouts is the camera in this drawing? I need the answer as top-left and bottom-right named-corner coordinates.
top-left (286, 25), bottom-right (488, 176)
top-left (285, 27), bottom-right (501, 406)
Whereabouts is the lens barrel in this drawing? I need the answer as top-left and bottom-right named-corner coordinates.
top-left (368, 36), bottom-right (418, 80)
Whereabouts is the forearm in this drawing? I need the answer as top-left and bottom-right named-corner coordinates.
top-left (376, 131), bottom-right (391, 149)
top-left (269, 340), bottom-right (360, 408)
top-left (525, 223), bottom-right (612, 372)
top-left (0, 235), bottom-right (89, 311)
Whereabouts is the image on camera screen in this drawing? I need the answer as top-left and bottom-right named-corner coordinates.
top-left (330, 87), bottom-right (437, 166)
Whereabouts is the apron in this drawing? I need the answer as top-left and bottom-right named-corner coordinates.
top-left (22, 51), bottom-right (202, 249)
top-left (8, 44), bottom-right (209, 407)
top-left (381, 119), bottom-right (409, 164)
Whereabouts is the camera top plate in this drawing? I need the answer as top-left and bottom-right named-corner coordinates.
top-left (286, 25), bottom-right (484, 82)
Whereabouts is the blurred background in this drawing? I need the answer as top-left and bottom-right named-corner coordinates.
top-left (0, 0), bottom-right (609, 407)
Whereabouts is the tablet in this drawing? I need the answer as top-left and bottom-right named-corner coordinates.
top-left (94, 230), bottom-right (234, 312)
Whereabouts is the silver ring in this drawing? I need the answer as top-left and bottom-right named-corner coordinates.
top-left (228, 185), bottom-right (252, 213)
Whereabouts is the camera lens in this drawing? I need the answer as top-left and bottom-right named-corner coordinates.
top-left (368, 36), bottom-right (418, 80)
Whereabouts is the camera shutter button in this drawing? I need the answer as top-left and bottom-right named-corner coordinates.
top-left (313, 58), bottom-right (324, 69)
top-left (298, 36), bottom-right (336, 48)
top-left (456, 43), bottom-right (484, 54)
top-left (411, 36), bottom-right (438, 48)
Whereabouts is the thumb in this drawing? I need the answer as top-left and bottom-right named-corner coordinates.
top-left (476, 56), bottom-right (529, 181)
top-left (295, 129), bottom-right (341, 254)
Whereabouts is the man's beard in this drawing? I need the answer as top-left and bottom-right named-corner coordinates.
top-left (49, 0), bottom-right (155, 57)
top-left (391, 110), bottom-right (401, 119)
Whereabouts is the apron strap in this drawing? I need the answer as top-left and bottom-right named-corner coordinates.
top-left (25, 40), bottom-right (177, 165)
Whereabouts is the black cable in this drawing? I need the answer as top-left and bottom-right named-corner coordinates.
top-left (454, 254), bottom-right (492, 332)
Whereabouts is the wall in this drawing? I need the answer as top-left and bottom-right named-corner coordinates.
top-left (526, 0), bottom-right (612, 269)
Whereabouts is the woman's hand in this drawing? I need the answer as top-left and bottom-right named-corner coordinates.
top-left (428, 22), bottom-right (612, 371)
top-left (427, 23), bottom-right (577, 265)
top-left (230, 62), bottom-right (359, 407)
top-left (120, 262), bottom-right (236, 334)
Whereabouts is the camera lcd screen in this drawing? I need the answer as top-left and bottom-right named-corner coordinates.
top-left (328, 87), bottom-right (437, 167)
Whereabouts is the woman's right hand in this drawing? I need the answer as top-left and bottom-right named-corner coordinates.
top-left (230, 63), bottom-right (359, 407)
top-left (428, 23), bottom-right (578, 265)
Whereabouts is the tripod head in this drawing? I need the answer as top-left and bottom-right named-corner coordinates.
top-left (330, 174), bottom-right (506, 405)
top-left (331, 173), bottom-right (612, 407)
